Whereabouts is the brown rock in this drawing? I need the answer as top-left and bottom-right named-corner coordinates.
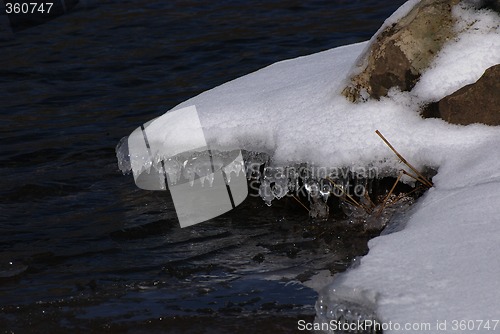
top-left (438, 64), bottom-right (500, 126)
top-left (342, 0), bottom-right (459, 102)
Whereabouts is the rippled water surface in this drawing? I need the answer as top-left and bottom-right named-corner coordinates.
top-left (1, 1), bottom-right (407, 332)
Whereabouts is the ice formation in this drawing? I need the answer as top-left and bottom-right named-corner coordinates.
top-left (117, 0), bottom-right (500, 329)
top-left (117, 135), bottom-right (382, 219)
top-left (117, 0), bottom-right (499, 212)
top-left (114, 2), bottom-right (498, 174)
top-left (314, 137), bottom-right (500, 333)
top-left (118, 0), bottom-right (499, 225)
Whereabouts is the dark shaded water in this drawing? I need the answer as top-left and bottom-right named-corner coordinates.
top-left (1, 1), bottom-right (407, 332)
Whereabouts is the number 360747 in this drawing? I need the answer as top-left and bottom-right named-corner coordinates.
top-left (5, 2), bottom-right (54, 14)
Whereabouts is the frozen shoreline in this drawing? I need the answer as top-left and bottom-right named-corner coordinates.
top-left (315, 138), bottom-right (500, 333)
top-left (121, 1), bottom-right (500, 331)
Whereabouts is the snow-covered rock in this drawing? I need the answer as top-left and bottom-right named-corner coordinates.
top-left (342, 0), bottom-right (460, 102)
top-left (119, 1), bottom-right (500, 330)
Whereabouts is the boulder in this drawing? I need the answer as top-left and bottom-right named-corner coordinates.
top-left (438, 64), bottom-right (500, 126)
top-left (342, 0), bottom-right (459, 102)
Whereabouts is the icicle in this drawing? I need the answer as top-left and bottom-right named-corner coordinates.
top-left (319, 179), bottom-right (331, 202)
top-left (163, 157), bottom-right (181, 185)
top-left (182, 161), bottom-right (197, 187)
top-left (223, 158), bottom-right (243, 183)
top-left (259, 180), bottom-right (274, 206)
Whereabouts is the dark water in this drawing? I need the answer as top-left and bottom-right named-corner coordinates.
top-left (1, 1), bottom-right (407, 333)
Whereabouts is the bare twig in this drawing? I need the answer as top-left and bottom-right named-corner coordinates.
top-left (376, 171), bottom-right (403, 216)
top-left (375, 130), bottom-right (433, 188)
top-left (385, 185), bottom-right (425, 207)
top-left (326, 177), bottom-right (371, 213)
top-left (364, 189), bottom-right (376, 209)
top-left (291, 195), bottom-right (309, 212)
top-left (401, 169), bottom-right (430, 187)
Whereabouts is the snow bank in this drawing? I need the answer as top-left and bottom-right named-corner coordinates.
top-left (121, 1), bottom-right (500, 330)
top-left (163, 2), bottom-right (500, 175)
top-left (315, 138), bottom-right (500, 333)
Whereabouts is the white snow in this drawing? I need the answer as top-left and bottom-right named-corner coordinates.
top-left (124, 0), bottom-right (500, 331)
top-left (161, 2), bottom-right (500, 177)
top-left (315, 139), bottom-right (500, 333)
top-left (413, 3), bottom-right (500, 101)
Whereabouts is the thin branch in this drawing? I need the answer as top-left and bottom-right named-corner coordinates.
top-left (401, 169), bottom-right (430, 187)
top-left (377, 171), bottom-right (403, 216)
top-left (291, 195), bottom-right (309, 212)
top-left (363, 189), bottom-right (376, 209)
top-left (385, 185), bottom-right (425, 207)
top-left (375, 130), bottom-right (433, 188)
top-left (326, 177), bottom-right (369, 212)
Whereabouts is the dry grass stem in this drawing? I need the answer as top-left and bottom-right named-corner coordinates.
top-left (326, 177), bottom-right (371, 212)
top-left (364, 189), bottom-right (376, 209)
top-left (377, 171), bottom-right (403, 216)
top-left (385, 185), bottom-right (425, 207)
top-left (401, 169), bottom-right (430, 187)
top-left (375, 130), bottom-right (433, 188)
top-left (292, 195), bottom-right (310, 212)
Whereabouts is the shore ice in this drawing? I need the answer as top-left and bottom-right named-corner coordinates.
top-left (167, 2), bottom-right (500, 177)
top-left (315, 138), bottom-right (500, 333)
top-left (125, 0), bottom-right (500, 331)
